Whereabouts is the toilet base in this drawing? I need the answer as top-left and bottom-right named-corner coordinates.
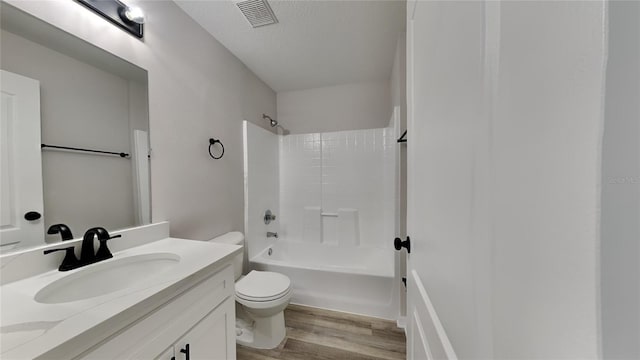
top-left (235, 305), bottom-right (286, 349)
top-left (235, 318), bottom-right (254, 346)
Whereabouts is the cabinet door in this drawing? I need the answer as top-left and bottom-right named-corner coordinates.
top-left (0, 70), bottom-right (44, 249)
top-left (155, 346), bottom-right (174, 360)
top-left (175, 297), bottom-right (236, 360)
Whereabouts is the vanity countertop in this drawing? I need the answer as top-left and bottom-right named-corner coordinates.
top-left (0, 238), bottom-right (241, 359)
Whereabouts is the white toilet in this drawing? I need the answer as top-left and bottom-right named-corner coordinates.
top-left (209, 232), bottom-right (292, 349)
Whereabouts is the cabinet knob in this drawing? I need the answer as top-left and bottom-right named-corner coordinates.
top-left (180, 344), bottom-right (190, 360)
top-left (24, 211), bottom-right (41, 221)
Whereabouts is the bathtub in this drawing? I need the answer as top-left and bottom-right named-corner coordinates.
top-left (250, 240), bottom-right (398, 320)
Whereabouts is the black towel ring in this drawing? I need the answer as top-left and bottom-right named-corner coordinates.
top-left (208, 138), bottom-right (224, 159)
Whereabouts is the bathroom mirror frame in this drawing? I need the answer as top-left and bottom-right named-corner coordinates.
top-left (0, 3), bottom-right (151, 254)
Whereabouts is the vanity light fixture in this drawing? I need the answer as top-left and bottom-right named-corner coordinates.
top-left (76, 0), bottom-right (144, 38)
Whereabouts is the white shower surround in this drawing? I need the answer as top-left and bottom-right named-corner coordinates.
top-left (279, 128), bottom-right (397, 247)
top-left (243, 120), bottom-right (399, 319)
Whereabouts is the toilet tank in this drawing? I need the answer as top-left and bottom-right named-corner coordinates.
top-left (208, 232), bottom-right (244, 280)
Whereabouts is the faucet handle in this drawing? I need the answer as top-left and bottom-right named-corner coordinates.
top-left (44, 246), bottom-right (79, 271)
top-left (264, 210), bottom-right (276, 224)
top-left (95, 234), bottom-right (121, 261)
top-left (85, 227), bottom-right (109, 239)
top-left (47, 224), bottom-right (74, 241)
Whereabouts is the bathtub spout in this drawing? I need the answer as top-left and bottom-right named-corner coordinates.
top-left (267, 232), bottom-right (278, 239)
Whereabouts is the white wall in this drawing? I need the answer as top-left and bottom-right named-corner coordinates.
top-left (601, 1), bottom-right (640, 358)
top-left (279, 128), bottom-right (395, 248)
top-left (4, 0), bottom-right (277, 240)
top-left (391, 33), bottom-right (407, 132)
top-left (277, 80), bottom-right (390, 134)
top-left (1, 29), bottom-right (140, 236)
top-left (243, 121), bottom-right (279, 261)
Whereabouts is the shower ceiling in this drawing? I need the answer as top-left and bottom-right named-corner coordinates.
top-left (173, 0), bottom-right (405, 92)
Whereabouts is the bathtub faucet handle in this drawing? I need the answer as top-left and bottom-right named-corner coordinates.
top-left (264, 210), bottom-right (276, 224)
top-left (267, 231), bottom-right (278, 239)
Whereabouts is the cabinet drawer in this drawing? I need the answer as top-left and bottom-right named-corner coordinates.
top-left (76, 264), bottom-right (234, 359)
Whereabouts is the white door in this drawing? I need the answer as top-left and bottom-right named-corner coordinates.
top-left (405, 1), bottom-right (488, 359)
top-left (0, 70), bottom-right (44, 250)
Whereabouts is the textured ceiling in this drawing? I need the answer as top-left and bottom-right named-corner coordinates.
top-left (174, 0), bottom-right (406, 92)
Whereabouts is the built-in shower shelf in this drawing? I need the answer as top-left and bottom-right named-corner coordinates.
top-left (321, 212), bottom-right (338, 217)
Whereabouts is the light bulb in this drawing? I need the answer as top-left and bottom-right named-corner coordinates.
top-left (123, 5), bottom-right (145, 25)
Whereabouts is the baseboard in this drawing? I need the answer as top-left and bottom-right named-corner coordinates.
top-left (397, 316), bottom-right (407, 330)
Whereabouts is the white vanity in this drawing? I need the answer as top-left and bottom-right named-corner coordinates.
top-left (0, 222), bottom-right (241, 359)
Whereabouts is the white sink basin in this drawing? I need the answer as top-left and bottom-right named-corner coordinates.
top-left (34, 253), bottom-right (181, 304)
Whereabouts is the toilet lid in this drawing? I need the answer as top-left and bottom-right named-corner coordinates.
top-left (236, 271), bottom-right (291, 302)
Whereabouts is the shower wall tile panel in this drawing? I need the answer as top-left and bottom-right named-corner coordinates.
top-left (321, 128), bottom-right (389, 248)
top-left (279, 127), bottom-right (395, 248)
top-left (279, 134), bottom-right (322, 242)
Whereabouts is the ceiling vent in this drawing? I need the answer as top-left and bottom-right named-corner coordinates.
top-left (233, 0), bottom-right (278, 28)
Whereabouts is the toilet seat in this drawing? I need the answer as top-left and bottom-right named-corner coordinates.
top-left (235, 270), bottom-right (291, 302)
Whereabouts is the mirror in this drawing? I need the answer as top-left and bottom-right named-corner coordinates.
top-left (0, 4), bottom-right (150, 253)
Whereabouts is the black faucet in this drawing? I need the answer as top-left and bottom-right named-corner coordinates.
top-left (47, 224), bottom-right (74, 241)
top-left (43, 246), bottom-right (79, 271)
top-left (81, 227), bottom-right (121, 265)
top-left (44, 227), bottom-right (121, 271)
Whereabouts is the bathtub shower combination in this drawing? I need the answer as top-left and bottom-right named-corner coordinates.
top-left (243, 113), bottom-right (401, 320)
top-left (252, 241), bottom-right (396, 319)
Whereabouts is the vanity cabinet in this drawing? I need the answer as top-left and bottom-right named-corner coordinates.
top-left (138, 297), bottom-right (235, 360)
top-left (161, 298), bottom-right (234, 360)
top-left (74, 264), bottom-right (236, 360)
